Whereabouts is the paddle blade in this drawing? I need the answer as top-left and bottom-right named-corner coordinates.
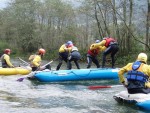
top-left (16, 77), bottom-right (25, 82)
top-left (88, 85), bottom-right (112, 90)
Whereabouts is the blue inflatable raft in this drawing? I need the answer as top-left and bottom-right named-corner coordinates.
top-left (34, 68), bottom-right (119, 82)
top-left (113, 90), bottom-right (150, 111)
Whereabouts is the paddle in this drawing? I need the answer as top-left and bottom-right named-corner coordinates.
top-left (17, 60), bottom-right (54, 82)
top-left (88, 85), bottom-right (123, 90)
top-left (40, 60), bottom-right (53, 70)
top-left (18, 57), bottom-right (30, 66)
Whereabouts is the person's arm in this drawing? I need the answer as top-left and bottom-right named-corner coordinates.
top-left (90, 40), bottom-right (106, 49)
top-left (99, 46), bottom-right (106, 52)
top-left (95, 40), bottom-right (106, 47)
top-left (118, 63), bottom-right (132, 83)
top-left (143, 65), bottom-right (150, 88)
top-left (59, 44), bottom-right (66, 53)
top-left (32, 55), bottom-right (41, 67)
top-left (90, 44), bottom-right (96, 50)
top-left (4, 55), bottom-right (14, 67)
top-left (147, 65), bottom-right (150, 76)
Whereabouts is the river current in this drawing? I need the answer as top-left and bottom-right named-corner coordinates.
top-left (0, 60), bottom-right (148, 113)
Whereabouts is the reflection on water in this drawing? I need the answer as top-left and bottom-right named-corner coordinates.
top-left (0, 61), bottom-right (148, 113)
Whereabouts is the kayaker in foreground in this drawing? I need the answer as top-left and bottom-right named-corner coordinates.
top-left (87, 39), bottom-right (106, 68)
top-left (0, 49), bottom-right (15, 68)
top-left (118, 53), bottom-right (150, 94)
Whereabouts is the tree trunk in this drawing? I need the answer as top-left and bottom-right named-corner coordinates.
top-left (110, 0), bottom-right (121, 50)
top-left (93, 0), bottom-right (103, 38)
top-left (95, 0), bottom-right (110, 36)
top-left (127, 0), bottom-right (133, 52)
top-left (146, 0), bottom-right (150, 50)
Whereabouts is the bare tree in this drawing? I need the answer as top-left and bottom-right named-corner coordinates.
top-left (146, 0), bottom-right (150, 50)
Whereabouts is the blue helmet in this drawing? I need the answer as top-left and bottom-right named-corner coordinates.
top-left (95, 40), bottom-right (100, 43)
top-left (66, 41), bottom-right (73, 46)
top-left (67, 41), bottom-right (73, 45)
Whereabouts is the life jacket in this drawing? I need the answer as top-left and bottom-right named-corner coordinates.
top-left (1, 54), bottom-right (9, 68)
top-left (104, 37), bottom-right (117, 47)
top-left (126, 61), bottom-right (149, 89)
top-left (88, 48), bottom-right (99, 57)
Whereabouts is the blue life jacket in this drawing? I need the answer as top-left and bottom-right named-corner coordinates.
top-left (127, 61), bottom-right (148, 83)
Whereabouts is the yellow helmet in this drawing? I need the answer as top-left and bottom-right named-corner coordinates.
top-left (137, 53), bottom-right (147, 63)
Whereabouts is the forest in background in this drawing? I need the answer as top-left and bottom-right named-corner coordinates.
top-left (0, 0), bottom-right (150, 66)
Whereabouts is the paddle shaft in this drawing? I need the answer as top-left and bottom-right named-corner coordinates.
top-left (18, 57), bottom-right (30, 65)
top-left (88, 85), bottom-right (123, 90)
top-left (17, 60), bottom-right (54, 82)
top-left (40, 57), bottom-right (59, 69)
top-left (41, 60), bottom-right (53, 68)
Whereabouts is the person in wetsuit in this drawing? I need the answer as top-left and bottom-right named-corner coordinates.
top-left (118, 53), bottom-right (150, 94)
top-left (91, 37), bottom-right (119, 68)
top-left (67, 46), bottom-right (81, 70)
top-left (87, 40), bottom-right (106, 68)
top-left (1, 49), bottom-right (15, 68)
top-left (56, 41), bottom-right (73, 70)
top-left (30, 48), bottom-right (48, 71)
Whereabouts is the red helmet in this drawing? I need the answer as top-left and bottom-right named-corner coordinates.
top-left (38, 48), bottom-right (46, 55)
top-left (4, 49), bottom-right (11, 54)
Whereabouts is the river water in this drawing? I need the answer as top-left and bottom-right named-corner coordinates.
top-left (0, 60), bottom-right (148, 113)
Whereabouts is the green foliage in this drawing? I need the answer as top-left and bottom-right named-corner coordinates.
top-left (0, 0), bottom-right (149, 62)
top-left (116, 54), bottom-right (136, 67)
top-left (44, 49), bottom-right (58, 60)
top-left (63, 28), bottom-right (77, 43)
top-left (78, 48), bottom-right (87, 61)
top-left (0, 41), bottom-right (10, 54)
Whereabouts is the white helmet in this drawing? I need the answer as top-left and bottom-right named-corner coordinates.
top-left (137, 53), bottom-right (147, 63)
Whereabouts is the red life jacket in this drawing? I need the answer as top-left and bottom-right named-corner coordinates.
top-left (104, 37), bottom-right (116, 47)
top-left (88, 48), bottom-right (99, 57)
